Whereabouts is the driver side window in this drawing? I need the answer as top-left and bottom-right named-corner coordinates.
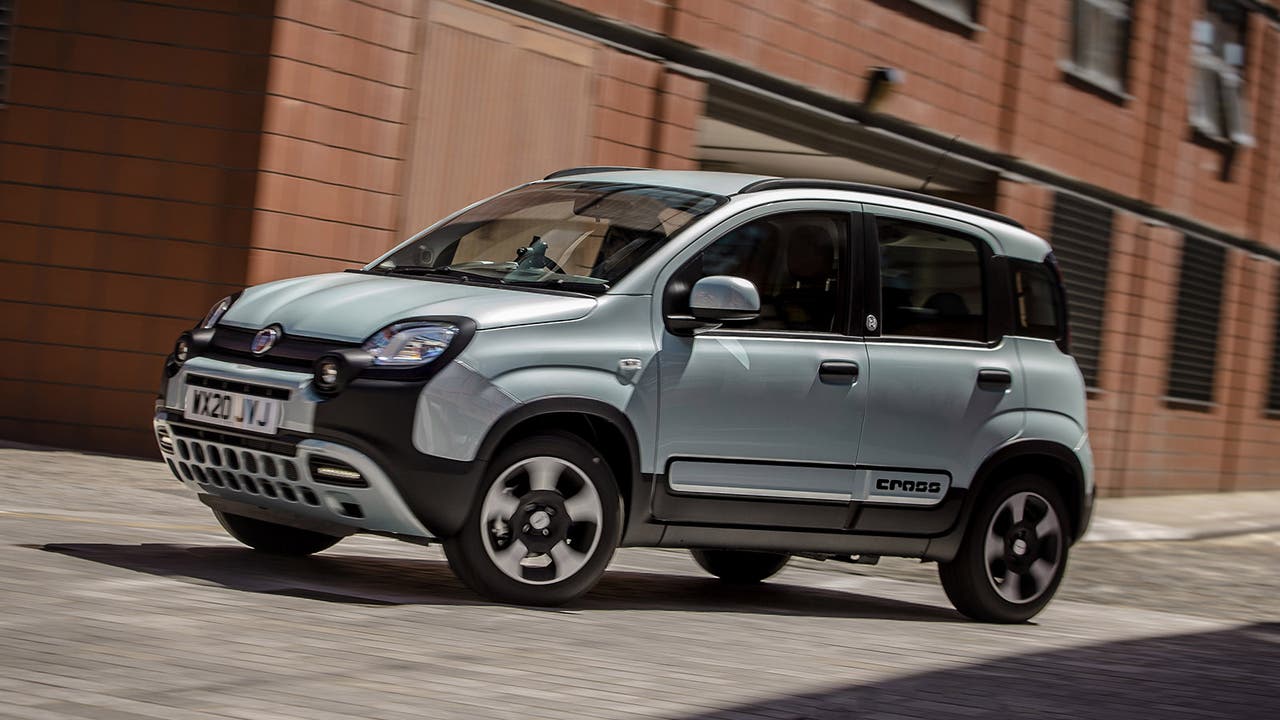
top-left (670, 212), bottom-right (847, 333)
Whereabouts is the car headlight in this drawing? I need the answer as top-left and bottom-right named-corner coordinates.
top-left (362, 322), bottom-right (458, 366)
top-left (200, 295), bottom-right (234, 329)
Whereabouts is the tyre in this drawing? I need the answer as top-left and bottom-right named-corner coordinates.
top-left (939, 474), bottom-right (1070, 623)
top-left (213, 510), bottom-right (342, 556)
top-left (443, 433), bottom-right (623, 606)
top-left (691, 549), bottom-right (790, 584)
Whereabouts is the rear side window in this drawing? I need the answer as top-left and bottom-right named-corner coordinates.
top-left (1011, 259), bottom-right (1064, 342)
top-left (876, 217), bottom-right (986, 342)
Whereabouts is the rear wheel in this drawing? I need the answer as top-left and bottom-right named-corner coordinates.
top-left (444, 434), bottom-right (622, 606)
top-left (213, 510), bottom-right (342, 556)
top-left (939, 474), bottom-right (1070, 623)
top-left (691, 549), bottom-right (790, 584)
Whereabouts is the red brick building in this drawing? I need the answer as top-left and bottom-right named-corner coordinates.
top-left (1, 0), bottom-right (1278, 496)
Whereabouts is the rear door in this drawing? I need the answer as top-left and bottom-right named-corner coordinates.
top-left (855, 207), bottom-right (1024, 522)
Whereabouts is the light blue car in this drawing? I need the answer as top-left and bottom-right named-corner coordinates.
top-left (155, 168), bottom-right (1093, 622)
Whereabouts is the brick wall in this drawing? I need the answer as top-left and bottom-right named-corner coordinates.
top-left (2, 0), bottom-right (1278, 495)
top-left (669, 0), bottom-right (1009, 148)
top-left (590, 49), bottom-right (704, 170)
top-left (1231, 262), bottom-right (1280, 490)
top-left (246, 0), bottom-right (419, 284)
top-left (399, 0), bottom-right (596, 232)
top-left (0, 0), bottom-right (275, 456)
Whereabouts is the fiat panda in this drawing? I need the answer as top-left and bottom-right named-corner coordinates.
top-left (154, 168), bottom-right (1093, 623)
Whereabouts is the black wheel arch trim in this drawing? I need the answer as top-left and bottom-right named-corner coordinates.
top-left (473, 396), bottom-right (648, 543)
top-left (928, 438), bottom-right (1089, 562)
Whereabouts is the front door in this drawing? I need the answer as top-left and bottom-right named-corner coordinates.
top-left (856, 207), bottom-right (1025, 510)
top-left (653, 206), bottom-right (868, 529)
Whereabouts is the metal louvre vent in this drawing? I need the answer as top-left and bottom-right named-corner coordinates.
top-left (0, 0), bottom-right (12, 105)
top-left (1048, 193), bottom-right (1114, 387)
top-left (1267, 275), bottom-right (1280, 412)
top-left (1167, 235), bottom-right (1226, 404)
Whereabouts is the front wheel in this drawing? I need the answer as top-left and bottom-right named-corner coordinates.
top-left (939, 475), bottom-right (1070, 623)
top-left (213, 510), bottom-right (342, 556)
top-left (691, 549), bottom-right (790, 583)
top-left (443, 434), bottom-right (623, 606)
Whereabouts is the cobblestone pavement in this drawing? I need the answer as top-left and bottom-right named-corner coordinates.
top-left (1, 445), bottom-right (1277, 719)
top-left (806, 532), bottom-right (1280, 624)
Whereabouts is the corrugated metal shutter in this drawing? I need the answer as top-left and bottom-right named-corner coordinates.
top-left (1167, 235), bottom-right (1226, 404)
top-left (1268, 274), bottom-right (1280, 412)
top-left (0, 0), bottom-right (11, 105)
top-left (1048, 192), bottom-right (1113, 387)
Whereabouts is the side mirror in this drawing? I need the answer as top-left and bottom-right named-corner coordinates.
top-left (689, 275), bottom-right (760, 321)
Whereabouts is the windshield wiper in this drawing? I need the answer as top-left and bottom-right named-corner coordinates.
top-left (502, 277), bottom-right (610, 294)
top-left (378, 265), bottom-right (488, 282)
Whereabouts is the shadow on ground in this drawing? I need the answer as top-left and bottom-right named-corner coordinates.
top-left (672, 622), bottom-right (1280, 719)
top-left (38, 542), bottom-right (961, 621)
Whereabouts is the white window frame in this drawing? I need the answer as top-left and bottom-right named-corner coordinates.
top-left (1065, 0), bottom-right (1131, 95)
top-left (1188, 12), bottom-right (1254, 147)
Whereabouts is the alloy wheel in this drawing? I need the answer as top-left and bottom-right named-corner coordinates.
top-left (479, 456), bottom-right (603, 585)
top-left (983, 491), bottom-right (1063, 604)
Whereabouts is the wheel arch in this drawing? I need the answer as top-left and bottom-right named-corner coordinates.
top-left (928, 439), bottom-right (1087, 561)
top-left (970, 440), bottom-right (1086, 540)
top-left (475, 397), bottom-right (643, 539)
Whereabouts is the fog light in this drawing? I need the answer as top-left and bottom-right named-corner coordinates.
top-left (315, 466), bottom-right (362, 481)
top-left (315, 357), bottom-right (341, 390)
top-left (309, 458), bottom-right (368, 487)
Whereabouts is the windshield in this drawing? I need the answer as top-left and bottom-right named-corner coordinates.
top-left (372, 181), bottom-right (725, 293)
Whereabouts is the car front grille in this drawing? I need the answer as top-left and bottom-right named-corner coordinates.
top-left (208, 327), bottom-right (358, 368)
top-left (169, 433), bottom-right (320, 508)
top-left (169, 422), bottom-right (298, 457)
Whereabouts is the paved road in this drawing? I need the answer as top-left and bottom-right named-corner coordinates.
top-left (813, 532), bottom-right (1280, 624)
top-left (1, 445), bottom-right (1277, 719)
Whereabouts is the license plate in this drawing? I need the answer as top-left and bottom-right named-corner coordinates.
top-left (184, 385), bottom-right (282, 435)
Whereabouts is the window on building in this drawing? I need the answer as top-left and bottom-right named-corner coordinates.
top-left (1048, 193), bottom-right (1113, 388)
top-left (0, 0), bottom-right (12, 105)
top-left (876, 217), bottom-right (986, 342)
top-left (1066, 0), bottom-right (1131, 93)
top-left (1167, 235), bottom-right (1227, 405)
top-left (1267, 275), bottom-right (1280, 413)
top-left (914, 0), bottom-right (978, 24)
top-left (670, 212), bottom-right (847, 333)
top-left (1189, 1), bottom-right (1253, 146)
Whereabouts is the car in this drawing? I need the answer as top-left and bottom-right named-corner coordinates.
top-left (153, 167), bottom-right (1094, 623)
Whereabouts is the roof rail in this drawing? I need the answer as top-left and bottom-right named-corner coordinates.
top-left (544, 166), bottom-right (650, 180)
top-left (737, 178), bottom-right (1024, 230)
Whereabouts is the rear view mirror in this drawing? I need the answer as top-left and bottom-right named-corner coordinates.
top-left (689, 275), bottom-right (760, 321)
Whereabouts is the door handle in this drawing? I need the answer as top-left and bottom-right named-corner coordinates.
top-left (819, 360), bottom-right (859, 384)
top-left (977, 368), bottom-right (1013, 388)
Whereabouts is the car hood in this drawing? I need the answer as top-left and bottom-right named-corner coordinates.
top-left (220, 272), bottom-right (597, 341)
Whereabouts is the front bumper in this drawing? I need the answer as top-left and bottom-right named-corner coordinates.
top-left (156, 355), bottom-right (487, 540)
top-left (155, 410), bottom-right (436, 538)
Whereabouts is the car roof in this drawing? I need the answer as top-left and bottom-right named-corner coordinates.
top-left (540, 167), bottom-right (1050, 262)
top-left (541, 167), bottom-right (777, 197)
